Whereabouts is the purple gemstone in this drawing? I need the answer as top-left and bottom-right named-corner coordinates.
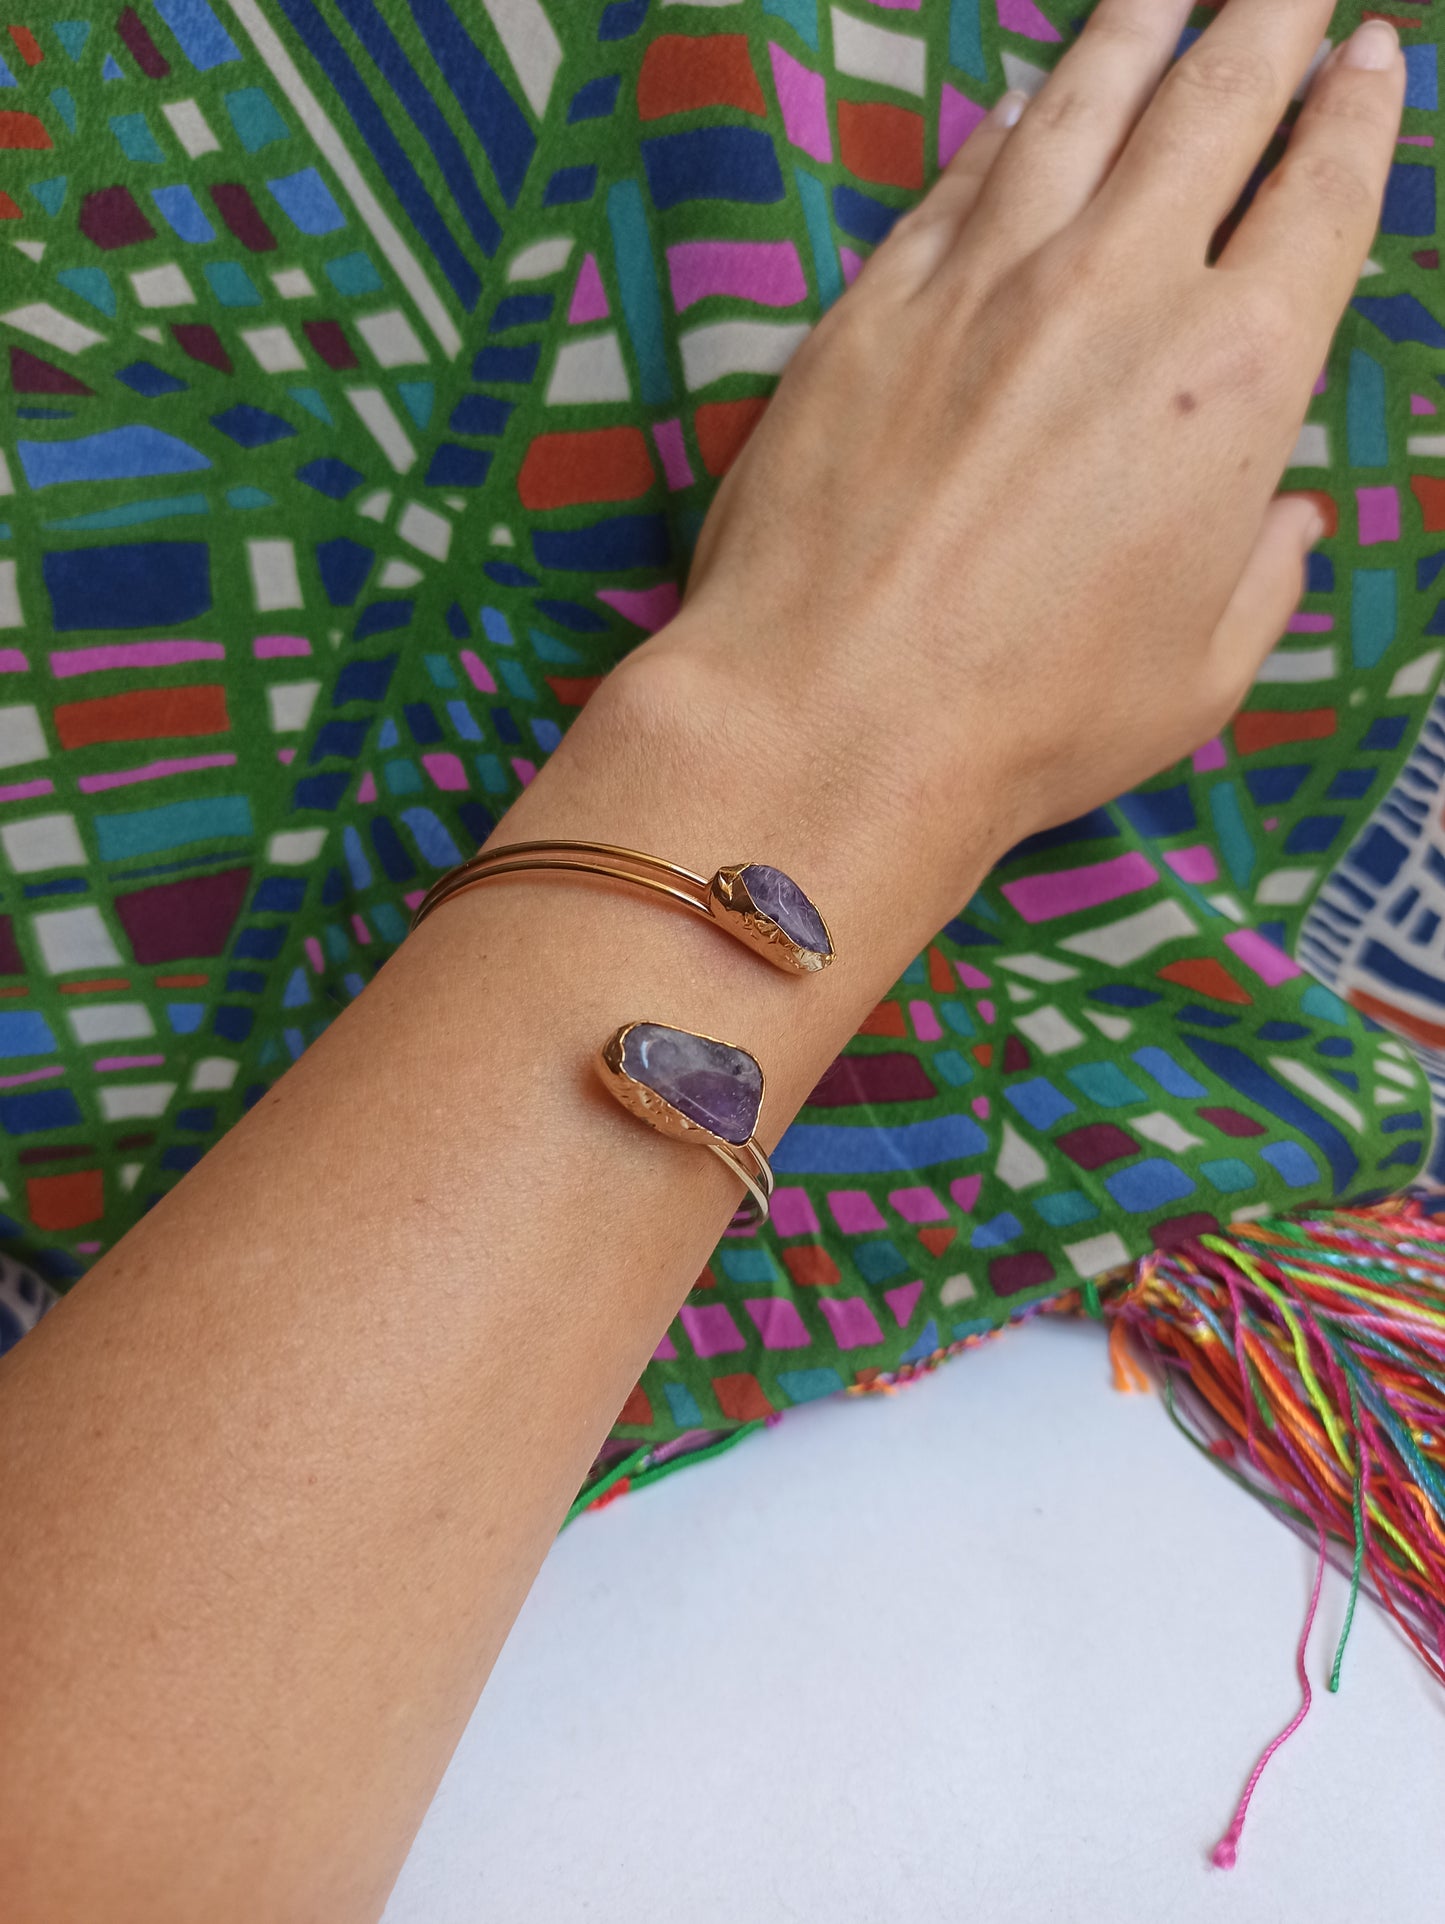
top-left (621, 1023), bottom-right (762, 1145)
top-left (738, 864), bottom-right (831, 954)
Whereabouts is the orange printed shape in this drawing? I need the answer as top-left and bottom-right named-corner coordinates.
top-left (0, 110), bottom-right (52, 150)
top-left (517, 427), bottom-right (655, 509)
top-left (917, 1225), bottom-right (957, 1259)
top-left (1411, 474), bottom-right (1445, 533)
top-left (545, 674), bottom-right (604, 708)
top-left (1348, 987), bottom-right (1445, 1050)
top-left (858, 998), bottom-right (907, 1037)
top-left (617, 1383), bottom-right (653, 1426)
top-left (0, 190), bottom-right (20, 220)
top-left (712, 1371), bottom-right (774, 1421)
top-left (695, 396), bottom-right (767, 476)
top-left (9, 26), bottom-right (42, 65)
top-left (27, 1168), bottom-right (103, 1231)
top-left (837, 98), bottom-right (924, 189)
top-left (1157, 957), bottom-right (1252, 1005)
top-left (638, 34), bottom-right (766, 119)
top-left (1232, 707), bottom-right (1336, 755)
top-left (783, 1245), bottom-right (840, 1288)
top-left (55, 684), bottom-right (230, 749)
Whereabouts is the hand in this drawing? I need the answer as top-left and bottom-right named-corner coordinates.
top-left (642, 0), bottom-right (1403, 895)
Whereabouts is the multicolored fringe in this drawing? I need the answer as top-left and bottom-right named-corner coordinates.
top-left (1094, 1196), bottom-right (1445, 1862)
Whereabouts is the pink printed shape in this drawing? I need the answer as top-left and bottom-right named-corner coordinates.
top-left (49, 639), bottom-right (224, 677)
top-left (653, 1332), bottom-right (678, 1361)
top-left (909, 998), bottom-right (943, 1041)
top-left (1002, 850), bottom-right (1158, 923)
top-left (768, 42), bottom-right (832, 162)
top-left (1193, 736), bottom-right (1227, 773)
top-left (998, 0), bottom-right (1061, 38)
top-left (651, 418), bottom-right (694, 492)
top-left (356, 771), bottom-right (377, 804)
top-left (1412, 393), bottom-right (1437, 416)
top-left (1225, 928), bottom-right (1302, 987)
top-left (568, 253), bottom-right (609, 324)
top-left (597, 582), bottom-right (680, 632)
top-left (939, 82), bottom-right (987, 166)
top-left (889, 1184), bottom-right (948, 1223)
top-left (667, 240), bottom-right (807, 312)
top-left (680, 1301), bottom-right (746, 1358)
top-left (955, 961), bottom-right (991, 990)
top-left (745, 1298), bottom-right (811, 1349)
top-left (1286, 613), bottom-right (1334, 632)
top-left (818, 1296), bottom-right (884, 1350)
top-left (1165, 844), bottom-right (1219, 885)
top-left (770, 1186), bottom-right (820, 1237)
top-left (950, 1175), bottom-right (982, 1214)
top-left (0, 778), bottom-right (53, 803)
top-left (884, 1281), bottom-right (925, 1328)
top-left (422, 752), bottom-right (468, 791)
top-left (839, 246), bottom-right (865, 285)
top-left (460, 649), bottom-right (497, 694)
top-left (254, 634), bottom-right (311, 658)
top-left (1357, 485), bottom-right (1400, 546)
top-left (828, 1188), bottom-right (887, 1233)
top-left (0, 650), bottom-right (29, 673)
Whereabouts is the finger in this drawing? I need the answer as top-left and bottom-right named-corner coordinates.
top-left (962, 0), bottom-right (1196, 256)
top-left (1217, 19), bottom-right (1404, 352)
top-left (877, 90), bottom-right (1027, 288)
top-left (1101, 0), bottom-right (1337, 250)
top-left (1208, 494), bottom-right (1325, 700)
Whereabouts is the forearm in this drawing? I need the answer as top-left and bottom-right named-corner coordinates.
top-left (0, 635), bottom-right (994, 1923)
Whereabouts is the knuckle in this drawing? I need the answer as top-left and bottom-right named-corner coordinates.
top-left (1295, 150), bottom-right (1373, 213)
top-left (1307, 75), bottom-right (1399, 135)
top-left (1217, 284), bottom-right (1300, 384)
top-left (1171, 45), bottom-right (1276, 106)
top-left (1083, 7), bottom-right (1163, 54)
top-left (1024, 85), bottom-right (1099, 136)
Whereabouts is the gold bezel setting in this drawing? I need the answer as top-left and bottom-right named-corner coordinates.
top-left (707, 865), bottom-right (835, 974)
top-left (596, 1021), bottom-right (774, 1228)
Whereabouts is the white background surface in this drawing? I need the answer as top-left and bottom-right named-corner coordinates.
top-left (383, 1320), bottom-right (1445, 1924)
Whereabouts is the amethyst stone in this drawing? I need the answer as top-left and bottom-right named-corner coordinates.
top-left (620, 1023), bottom-right (762, 1145)
top-left (738, 864), bottom-right (831, 955)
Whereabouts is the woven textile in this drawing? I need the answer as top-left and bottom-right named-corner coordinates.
top-left (0, 1), bottom-right (1442, 1476)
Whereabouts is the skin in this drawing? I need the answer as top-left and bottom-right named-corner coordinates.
top-left (0, 3), bottom-right (1406, 1918)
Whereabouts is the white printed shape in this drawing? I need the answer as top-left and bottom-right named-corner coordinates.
top-left (2, 303), bottom-right (105, 352)
top-left (546, 332), bottom-right (631, 404)
top-left (68, 1003), bottom-right (155, 1045)
top-left (0, 561), bottom-right (24, 631)
top-left (98, 1082), bottom-right (176, 1122)
top-left (1061, 899), bottom-right (1197, 965)
top-left (1255, 866), bottom-right (1318, 905)
top-left (0, 703), bottom-right (46, 769)
top-left (1256, 646), bottom-right (1338, 683)
top-left (0, 449), bottom-right (14, 496)
top-left (191, 1056), bottom-right (240, 1092)
top-left (347, 389), bottom-right (416, 473)
top-left (997, 953), bottom-right (1080, 984)
top-left (267, 680), bottom-right (321, 732)
top-left (830, 6), bottom-right (926, 95)
top-left (356, 488), bottom-right (393, 522)
top-left (272, 267), bottom-right (316, 300)
top-left (241, 324), bottom-right (306, 372)
top-left (379, 559), bottom-right (423, 589)
top-left (397, 502), bottom-right (451, 561)
top-left (1013, 1005), bottom-right (1086, 1056)
top-left (679, 319), bottom-right (809, 390)
top-left (1, 813), bottom-right (85, 874)
top-left (1269, 1056), bottom-right (1364, 1132)
top-left (507, 237), bottom-right (574, 282)
top-left (1390, 650), bottom-right (1443, 698)
top-left (1000, 50), bottom-right (1049, 94)
top-left (1133, 1112), bottom-right (1203, 1153)
top-left (247, 538), bottom-right (303, 612)
top-left (996, 1122), bottom-right (1048, 1191)
top-left (162, 98), bottom-right (220, 157)
top-left (33, 905), bottom-right (123, 974)
top-left (939, 1273), bottom-right (976, 1307)
top-left (356, 307), bottom-right (429, 368)
top-left (130, 264), bottom-right (196, 309)
top-left (1063, 1232), bottom-right (1131, 1279)
top-left (1289, 422), bottom-right (1330, 467)
top-left (268, 828), bottom-right (327, 864)
top-left (482, 0), bottom-right (563, 118)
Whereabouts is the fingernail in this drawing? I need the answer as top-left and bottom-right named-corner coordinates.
top-left (994, 89), bottom-right (1028, 128)
top-left (1304, 505), bottom-right (1328, 546)
top-left (1341, 19), bottom-right (1400, 70)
